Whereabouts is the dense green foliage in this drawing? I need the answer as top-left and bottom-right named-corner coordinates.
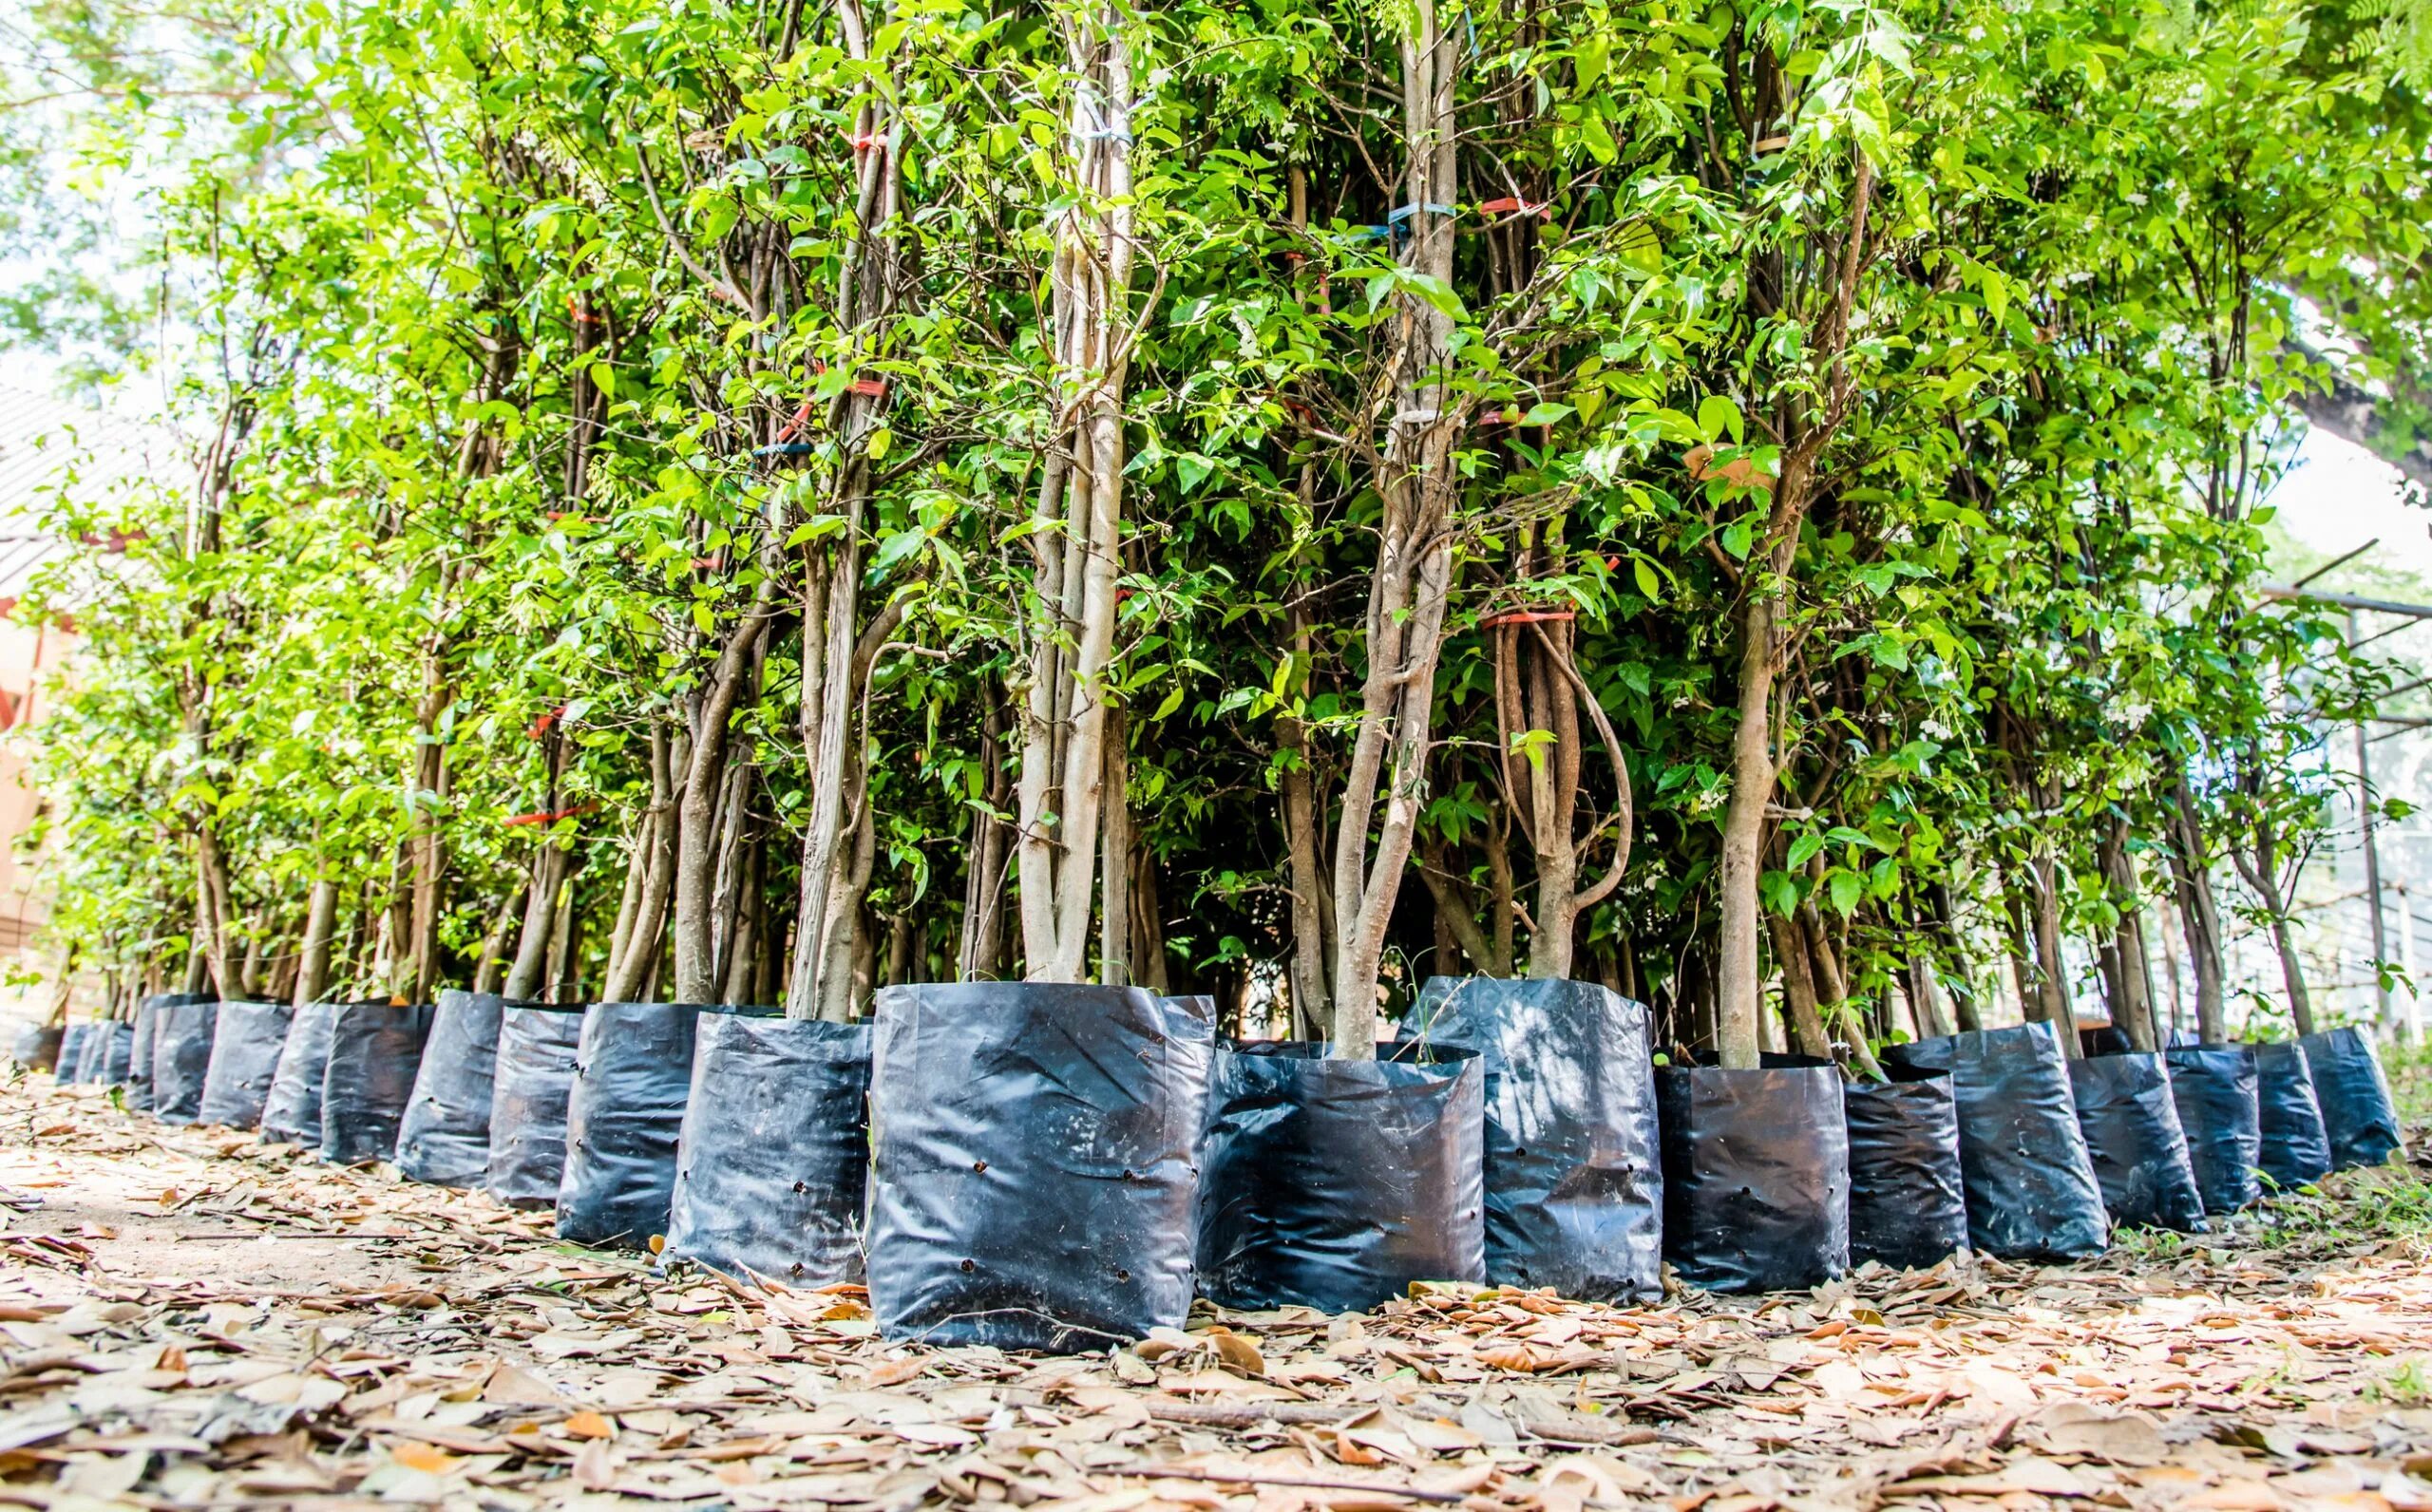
top-left (7, 0), bottom-right (2428, 1060)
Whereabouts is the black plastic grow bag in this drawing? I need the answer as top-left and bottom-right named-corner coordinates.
top-left (90, 1026), bottom-right (133, 1084)
top-left (1844, 1074), bottom-right (1968, 1270)
top-left (1197, 1041), bottom-right (1484, 1314)
top-left (260, 1001), bottom-right (339, 1147)
top-left (2165, 1044), bottom-right (2260, 1214)
top-left (1886, 1022), bottom-right (2109, 1259)
top-left (1656, 1056), bottom-right (1849, 1294)
top-left (867, 983), bottom-right (1213, 1351)
top-left (665, 1011), bottom-right (871, 1286)
top-left (558, 1002), bottom-right (698, 1249)
top-left (395, 990), bottom-right (504, 1186)
top-left (69, 1022), bottom-right (111, 1082)
top-left (2299, 1028), bottom-right (2403, 1170)
top-left (319, 1001), bottom-right (432, 1163)
top-left (2067, 1052), bottom-right (2206, 1233)
top-left (488, 1004), bottom-right (584, 1207)
top-left (149, 997), bottom-right (219, 1125)
top-left (197, 1000), bottom-right (293, 1130)
top-left (1407, 976), bottom-right (1661, 1301)
top-left (2253, 1042), bottom-right (2332, 1189)
top-left (127, 997), bottom-right (162, 1111)
top-left (10, 1022), bottom-right (63, 1073)
top-left (52, 1024), bottom-right (89, 1083)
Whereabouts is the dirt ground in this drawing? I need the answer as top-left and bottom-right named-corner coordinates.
top-left (2, 1070), bottom-right (2430, 1511)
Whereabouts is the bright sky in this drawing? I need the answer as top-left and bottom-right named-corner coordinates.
top-left (2270, 428), bottom-right (2432, 581)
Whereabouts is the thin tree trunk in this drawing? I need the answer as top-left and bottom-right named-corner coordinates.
top-left (2098, 815), bottom-right (2158, 1051)
top-left (292, 878), bottom-right (340, 1007)
top-left (957, 696), bottom-right (1012, 981)
top-left (1767, 912), bottom-right (1833, 1057)
top-left (2166, 773), bottom-right (2227, 1042)
top-left (602, 726), bottom-right (680, 1002)
top-left (1717, 591), bottom-right (1780, 1068)
top-left (1100, 704), bottom-right (1130, 986)
top-left (1326, 3), bottom-right (1462, 1053)
top-left (1016, 13), bottom-right (1139, 984)
top-left (473, 888), bottom-right (524, 995)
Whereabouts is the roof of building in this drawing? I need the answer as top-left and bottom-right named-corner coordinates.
top-left (0, 386), bottom-right (181, 602)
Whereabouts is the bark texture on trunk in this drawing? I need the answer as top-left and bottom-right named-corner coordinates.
top-left (1325, 3), bottom-right (1462, 1055)
top-left (1016, 10), bottom-right (1140, 986)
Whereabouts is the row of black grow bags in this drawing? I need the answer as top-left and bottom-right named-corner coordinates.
top-left (1888, 1022), bottom-right (2111, 1259)
top-left (151, 995), bottom-right (219, 1124)
top-left (559, 1002), bottom-right (698, 1247)
top-left (664, 1012), bottom-right (870, 1286)
top-left (2302, 1027), bottom-right (2403, 1170)
top-left (2067, 1051), bottom-right (2206, 1232)
top-left (200, 1001), bottom-right (292, 1129)
top-left (2166, 1045), bottom-right (2260, 1215)
top-left (1412, 977), bottom-right (1663, 1303)
top-left (2257, 1042), bottom-right (2332, 1188)
top-left (396, 991), bottom-right (504, 1186)
top-left (490, 1005), bottom-right (583, 1206)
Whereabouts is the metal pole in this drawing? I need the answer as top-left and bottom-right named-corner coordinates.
top-left (2350, 609), bottom-right (2394, 1032)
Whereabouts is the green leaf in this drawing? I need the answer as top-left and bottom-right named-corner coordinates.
top-left (1697, 395), bottom-right (1742, 444)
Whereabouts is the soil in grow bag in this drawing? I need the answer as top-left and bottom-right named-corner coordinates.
top-left (10, 1022), bottom-right (63, 1073)
top-left (665, 1011), bottom-right (870, 1286)
top-left (866, 983), bottom-right (1213, 1351)
top-left (2164, 1044), bottom-right (2260, 1215)
top-left (2066, 1052), bottom-right (2206, 1233)
top-left (2299, 1028), bottom-right (2403, 1170)
top-left (488, 1005), bottom-right (585, 1208)
top-left (1407, 976), bottom-right (1658, 1301)
top-left (1845, 1074), bottom-right (1968, 1271)
top-left (260, 1002), bottom-right (340, 1147)
top-left (320, 1002), bottom-right (433, 1163)
top-left (558, 1002), bottom-right (698, 1249)
top-left (1197, 1042), bottom-right (1485, 1314)
top-left (2253, 1042), bottom-right (2332, 1189)
top-left (395, 990), bottom-right (505, 1186)
top-left (1656, 1056), bottom-right (1850, 1294)
top-left (1886, 1022), bottom-right (2108, 1260)
top-left (149, 997), bottom-right (220, 1125)
top-left (197, 1001), bottom-right (294, 1129)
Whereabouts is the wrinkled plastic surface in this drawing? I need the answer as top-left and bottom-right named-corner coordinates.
top-left (260, 1002), bottom-right (339, 1147)
top-left (95, 1021), bottom-right (136, 1084)
top-left (1887, 1023), bottom-right (2109, 1259)
top-left (868, 984), bottom-right (1213, 1351)
top-left (69, 1023), bottom-right (106, 1082)
top-left (1844, 1075), bottom-right (1968, 1271)
top-left (320, 1002), bottom-right (432, 1163)
top-left (198, 1001), bottom-right (293, 1129)
top-left (1657, 1058), bottom-right (1850, 1294)
top-left (2164, 1045), bottom-right (2261, 1214)
top-left (10, 1023), bottom-right (63, 1073)
top-left (1407, 977), bottom-right (1661, 1300)
top-left (558, 1002), bottom-right (697, 1249)
top-left (1197, 1041), bottom-right (1485, 1314)
top-left (150, 997), bottom-right (219, 1125)
top-left (666, 1011), bottom-right (871, 1285)
top-left (2253, 1042), bottom-right (2332, 1189)
top-left (395, 990), bottom-right (504, 1186)
top-left (52, 1024), bottom-right (88, 1084)
top-left (2300, 1028), bottom-right (2403, 1170)
top-left (127, 998), bottom-right (162, 1110)
top-left (2066, 1052), bottom-right (2207, 1233)
top-left (488, 1005), bottom-right (585, 1207)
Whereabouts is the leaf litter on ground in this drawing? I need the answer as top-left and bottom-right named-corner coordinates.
top-left (0, 1075), bottom-right (2428, 1511)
